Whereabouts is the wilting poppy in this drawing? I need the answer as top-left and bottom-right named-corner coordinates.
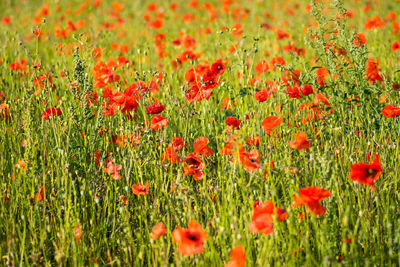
top-left (293, 186), bottom-right (331, 215)
top-left (172, 220), bottom-right (208, 256)
top-left (349, 154), bottom-right (382, 190)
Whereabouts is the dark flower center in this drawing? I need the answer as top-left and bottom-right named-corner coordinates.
top-left (366, 168), bottom-right (378, 178)
top-left (186, 232), bottom-right (200, 241)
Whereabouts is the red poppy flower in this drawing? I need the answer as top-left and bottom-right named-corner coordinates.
top-left (231, 23), bottom-right (243, 36)
top-left (41, 107), bottom-right (62, 120)
top-left (161, 147), bottom-right (182, 163)
top-left (349, 154), bottom-right (382, 190)
top-left (185, 68), bottom-right (198, 84)
top-left (300, 84), bottom-right (314, 96)
top-left (74, 223), bottom-right (83, 243)
top-left (239, 149), bottom-right (261, 172)
top-left (183, 153), bottom-right (205, 181)
top-left (132, 181), bottom-right (149, 195)
top-left (93, 61), bottom-right (120, 88)
top-left (103, 161), bottom-right (122, 180)
top-left (172, 220), bottom-right (208, 256)
top-left (249, 200), bottom-right (274, 235)
top-left (365, 58), bottom-right (383, 84)
top-left (255, 60), bottom-right (269, 75)
top-left (392, 41), bottom-right (400, 52)
top-left (151, 222), bottom-right (167, 240)
top-left (270, 56), bottom-right (286, 70)
top-left (202, 72), bottom-right (219, 90)
top-left (226, 116), bottom-right (242, 129)
top-left (289, 132), bottom-right (311, 149)
top-left (30, 185), bottom-right (47, 201)
top-left (225, 246), bottom-right (246, 267)
top-left (146, 103), bottom-right (166, 114)
top-left (246, 136), bottom-right (260, 146)
top-left (254, 89), bottom-right (271, 102)
top-left (262, 115), bottom-right (283, 133)
top-left (171, 137), bottom-right (186, 150)
top-left (286, 87), bottom-right (301, 99)
top-left (193, 137), bottom-right (214, 156)
top-left (353, 33), bottom-right (367, 47)
top-left (293, 186), bottom-right (331, 215)
top-left (185, 85), bottom-right (201, 103)
top-left (249, 201), bottom-right (288, 235)
top-left (382, 105), bottom-right (400, 118)
top-left (150, 115), bottom-right (169, 131)
top-left (211, 59), bottom-right (227, 76)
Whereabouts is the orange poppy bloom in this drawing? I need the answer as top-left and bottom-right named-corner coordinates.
top-left (150, 115), bottom-right (169, 131)
top-left (225, 246), bottom-right (246, 267)
top-left (231, 23), bottom-right (243, 36)
top-left (132, 181), bottom-right (149, 196)
top-left (171, 137), bottom-right (186, 150)
top-left (349, 154), bottom-right (382, 190)
top-left (249, 201), bottom-right (274, 235)
top-left (382, 105), bottom-right (400, 118)
top-left (262, 115), bottom-right (283, 136)
top-left (365, 58), bottom-right (383, 84)
top-left (193, 137), bottom-right (214, 156)
top-left (161, 146), bottom-right (182, 163)
top-left (238, 148), bottom-right (261, 172)
top-left (172, 220), bottom-right (208, 256)
top-left (183, 153), bottom-right (205, 181)
top-left (249, 201), bottom-right (288, 235)
top-left (255, 60), bottom-right (269, 75)
top-left (353, 33), bottom-right (367, 47)
top-left (293, 186), bottom-right (331, 216)
top-left (289, 132), bottom-right (311, 149)
top-left (151, 222), bottom-right (167, 240)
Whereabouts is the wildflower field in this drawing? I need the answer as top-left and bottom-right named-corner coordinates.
top-left (1, 0), bottom-right (400, 265)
